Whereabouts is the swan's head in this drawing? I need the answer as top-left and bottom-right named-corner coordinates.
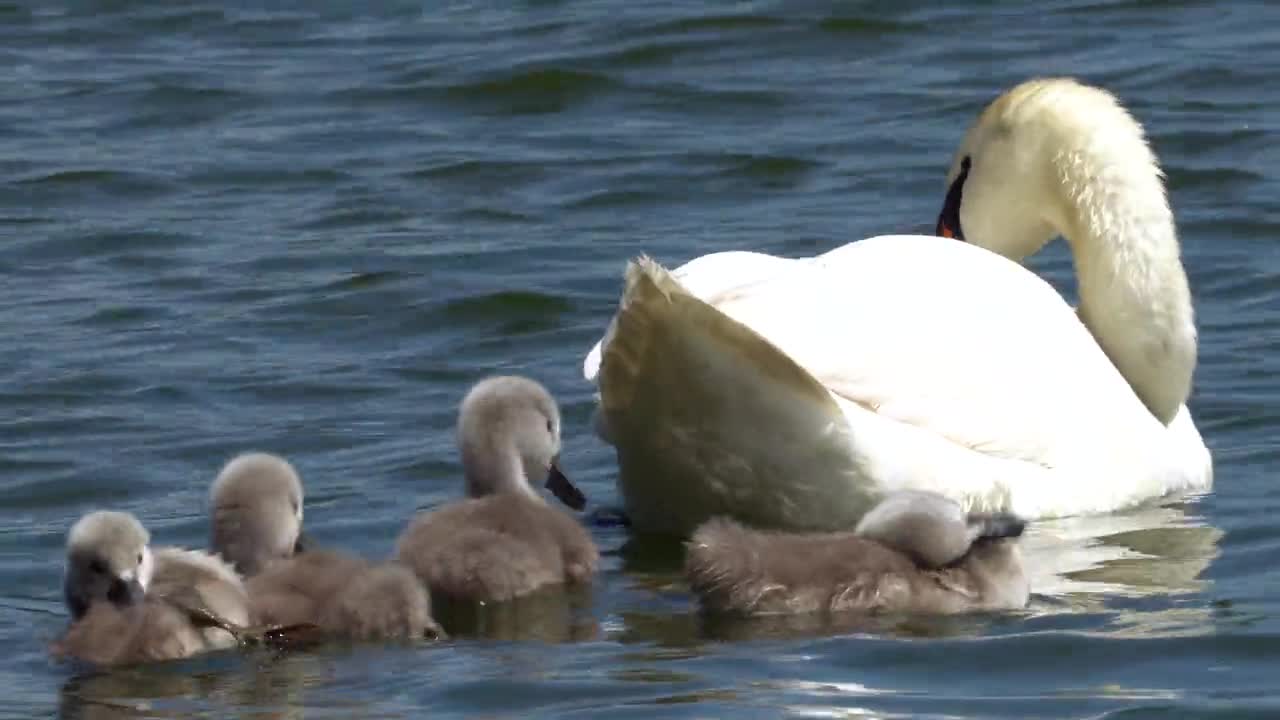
top-left (935, 77), bottom-right (1159, 260)
top-left (63, 511), bottom-right (155, 620)
top-left (209, 452), bottom-right (306, 576)
top-left (457, 375), bottom-right (586, 511)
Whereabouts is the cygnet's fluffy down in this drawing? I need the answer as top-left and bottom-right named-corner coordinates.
top-left (209, 451), bottom-right (441, 641)
top-left (685, 490), bottom-right (1029, 616)
top-left (396, 376), bottom-right (599, 603)
top-left (53, 511), bottom-right (252, 666)
top-left (209, 452), bottom-right (305, 577)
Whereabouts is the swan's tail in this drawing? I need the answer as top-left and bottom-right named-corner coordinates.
top-left (595, 256), bottom-right (870, 536)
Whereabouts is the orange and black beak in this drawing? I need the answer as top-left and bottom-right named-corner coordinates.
top-left (935, 156), bottom-right (971, 241)
top-left (545, 459), bottom-right (586, 511)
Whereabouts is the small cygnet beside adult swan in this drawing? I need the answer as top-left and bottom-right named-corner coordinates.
top-left (686, 490), bottom-right (1030, 616)
top-left (396, 376), bottom-right (599, 604)
top-left (583, 77), bottom-right (1212, 535)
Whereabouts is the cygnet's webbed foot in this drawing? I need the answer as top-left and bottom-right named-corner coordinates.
top-left (251, 622), bottom-right (328, 650)
top-left (423, 621), bottom-right (447, 642)
top-left (586, 506), bottom-right (632, 529)
top-left (164, 594), bottom-right (327, 651)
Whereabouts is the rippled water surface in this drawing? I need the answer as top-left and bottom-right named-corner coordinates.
top-left (3, 1), bottom-right (1279, 717)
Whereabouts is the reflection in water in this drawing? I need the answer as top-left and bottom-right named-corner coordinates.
top-left (695, 607), bottom-right (1013, 644)
top-left (57, 649), bottom-right (312, 720)
top-left (1020, 495), bottom-right (1223, 601)
top-left (430, 585), bottom-right (600, 643)
top-left (56, 645), bottom-right (422, 719)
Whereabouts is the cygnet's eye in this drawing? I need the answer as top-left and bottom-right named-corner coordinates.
top-left (88, 559), bottom-right (107, 575)
top-left (546, 419), bottom-right (554, 434)
top-left (136, 552), bottom-right (143, 565)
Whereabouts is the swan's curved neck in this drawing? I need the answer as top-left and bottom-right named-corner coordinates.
top-left (1053, 145), bottom-right (1196, 425)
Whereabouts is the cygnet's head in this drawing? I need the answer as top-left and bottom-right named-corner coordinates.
top-left (63, 511), bottom-right (155, 620)
top-left (854, 490), bottom-right (1026, 568)
top-left (934, 77), bottom-right (1159, 261)
top-left (209, 452), bottom-right (306, 576)
top-left (457, 375), bottom-right (586, 510)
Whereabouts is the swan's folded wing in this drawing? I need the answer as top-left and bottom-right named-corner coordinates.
top-left (583, 250), bottom-right (796, 382)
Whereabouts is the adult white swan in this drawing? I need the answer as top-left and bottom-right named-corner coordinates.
top-left (582, 77), bottom-right (1212, 536)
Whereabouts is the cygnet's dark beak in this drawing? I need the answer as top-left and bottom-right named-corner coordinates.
top-left (293, 531), bottom-right (313, 554)
top-left (970, 512), bottom-right (1026, 540)
top-left (545, 460), bottom-right (586, 511)
top-left (107, 576), bottom-right (145, 607)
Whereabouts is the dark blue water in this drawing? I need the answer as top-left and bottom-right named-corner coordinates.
top-left (2, 1), bottom-right (1278, 717)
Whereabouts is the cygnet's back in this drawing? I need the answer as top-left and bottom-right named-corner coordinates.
top-left (53, 511), bottom-right (252, 666)
top-left (396, 376), bottom-right (599, 604)
top-left (685, 491), bottom-right (1029, 617)
top-left (209, 451), bottom-right (441, 641)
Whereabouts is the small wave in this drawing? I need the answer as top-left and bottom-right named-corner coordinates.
top-left (449, 207), bottom-right (540, 223)
top-left (117, 81), bottom-right (261, 131)
top-left (641, 81), bottom-right (790, 112)
top-left (319, 270), bottom-right (403, 292)
top-left (14, 229), bottom-right (192, 263)
top-left (12, 168), bottom-right (174, 198)
top-left (292, 206), bottom-right (415, 231)
top-left (588, 37), bottom-right (708, 68)
top-left (408, 158), bottom-right (548, 185)
top-left (815, 17), bottom-right (924, 35)
top-left (707, 152), bottom-right (822, 183)
top-left (1167, 166), bottom-right (1263, 192)
top-left (638, 13), bottom-right (789, 35)
top-left (1154, 127), bottom-right (1267, 154)
top-left (435, 290), bottom-right (575, 335)
top-left (73, 304), bottom-right (170, 328)
top-left (188, 166), bottom-right (351, 190)
top-left (443, 67), bottom-right (619, 115)
top-left (564, 188), bottom-right (669, 211)
top-left (129, 7), bottom-right (228, 33)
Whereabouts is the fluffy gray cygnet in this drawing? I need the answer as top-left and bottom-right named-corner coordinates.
top-left (209, 452), bottom-right (441, 642)
top-left (396, 376), bottom-right (599, 604)
top-left (685, 490), bottom-right (1029, 616)
top-left (54, 510), bottom-right (252, 665)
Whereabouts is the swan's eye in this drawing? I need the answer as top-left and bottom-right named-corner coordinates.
top-left (546, 419), bottom-right (554, 434)
top-left (936, 155), bottom-right (971, 241)
top-left (136, 553), bottom-right (143, 565)
top-left (88, 559), bottom-right (107, 575)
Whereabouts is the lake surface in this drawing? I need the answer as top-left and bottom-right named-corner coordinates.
top-left (2, 0), bottom-right (1278, 717)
